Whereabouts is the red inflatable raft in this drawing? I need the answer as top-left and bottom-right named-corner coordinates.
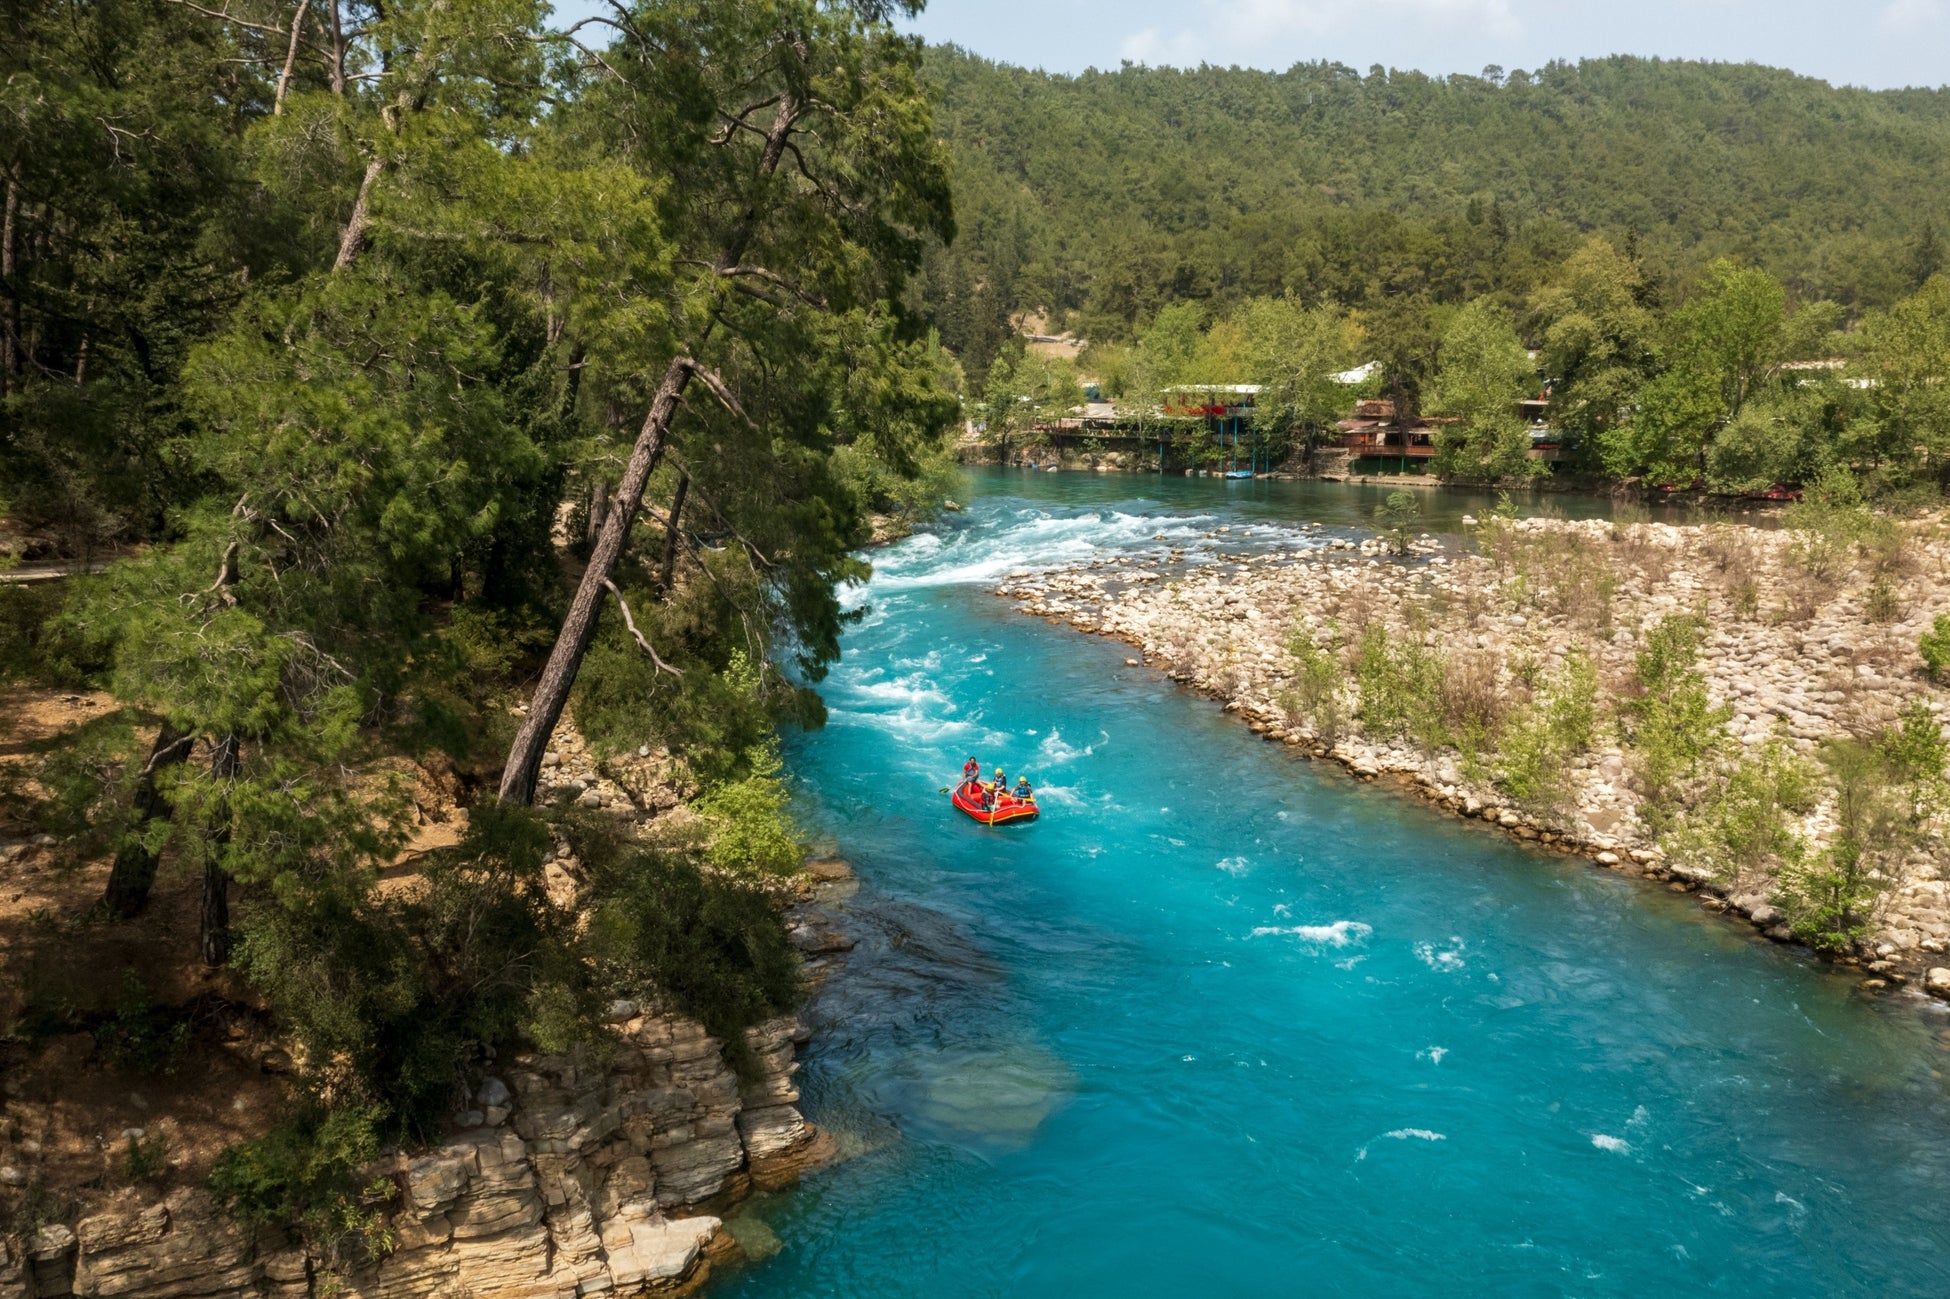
top-left (951, 781), bottom-right (1039, 826)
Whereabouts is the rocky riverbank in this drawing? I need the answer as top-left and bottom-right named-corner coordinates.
top-left (998, 510), bottom-right (1950, 996)
top-left (0, 1004), bottom-right (832, 1299)
top-left (0, 707), bottom-right (859, 1299)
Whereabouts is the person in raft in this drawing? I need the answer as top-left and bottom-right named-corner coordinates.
top-left (1014, 775), bottom-right (1034, 802)
top-left (963, 756), bottom-right (981, 783)
top-left (991, 767), bottom-right (1007, 796)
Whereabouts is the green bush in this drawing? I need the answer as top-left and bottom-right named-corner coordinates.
top-left (1373, 490), bottom-right (1421, 554)
top-left (1664, 735), bottom-right (1815, 883)
top-left (1881, 699), bottom-right (1949, 822)
top-left (1920, 613), bottom-right (1950, 682)
top-left (693, 740), bottom-right (802, 876)
top-left (1354, 623), bottom-right (1444, 748)
top-left (97, 971), bottom-right (193, 1078)
top-left (210, 1105), bottom-right (395, 1268)
top-left (232, 799), bottom-right (590, 1140)
top-left (0, 581), bottom-right (114, 688)
top-left (125, 1133), bottom-right (171, 1185)
top-left (1775, 738), bottom-right (1911, 950)
top-left (583, 846), bottom-right (801, 1068)
top-left (1496, 649), bottom-right (1599, 814)
top-left (1621, 615), bottom-right (1733, 818)
top-left (1281, 624), bottom-right (1348, 744)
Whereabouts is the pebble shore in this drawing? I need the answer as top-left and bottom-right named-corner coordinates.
top-left (996, 511), bottom-right (1950, 998)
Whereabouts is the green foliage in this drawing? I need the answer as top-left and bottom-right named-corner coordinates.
top-left (231, 799), bottom-right (585, 1139)
top-left (975, 341), bottom-right (1083, 444)
top-left (1495, 649), bottom-right (1598, 814)
top-left (96, 971), bottom-right (193, 1078)
top-left (125, 1133), bottom-right (171, 1185)
top-left (1665, 736), bottom-right (1816, 883)
top-left (1776, 738), bottom-right (1912, 950)
top-left (1281, 624), bottom-right (1349, 744)
top-left (14, 710), bottom-right (140, 849)
top-left (1354, 623), bottom-right (1443, 749)
top-left (1373, 491), bottom-right (1421, 554)
top-left (1920, 614), bottom-right (1950, 682)
top-left (1238, 297), bottom-right (1361, 458)
top-left (1784, 468), bottom-right (1890, 579)
top-left (209, 1106), bottom-right (396, 1268)
top-left (923, 51), bottom-right (1950, 361)
top-left (0, 582), bottom-right (115, 689)
top-left (1853, 276), bottom-right (1950, 490)
top-left (693, 741), bottom-right (803, 877)
top-left (581, 843), bottom-right (802, 1066)
top-left (1533, 238), bottom-right (1660, 465)
top-left (1621, 615), bottom-right (1734, 815)
top-left (1431, 298), bottom-right (1542, 480)
top-left (1881, 699), bottom-right (1949, 823)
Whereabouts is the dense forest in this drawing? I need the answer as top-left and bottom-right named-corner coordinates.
top-left (920, 48), bottom-right (1950, 369)
top-left (0, 0), bottom-right (953, 1253)
top-left (925, 52), bottom-right (1950, 494)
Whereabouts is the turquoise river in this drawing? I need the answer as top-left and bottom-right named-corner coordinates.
top-left (721, 469), bottom-right (1950, 1297)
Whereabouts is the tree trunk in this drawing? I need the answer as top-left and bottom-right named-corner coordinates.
top-left (334, 155), bottom-right (385, 271)
top-left (656, 473), bottom-right (689, 597)
top-left (2, 168), bottom-right (18, 395)
top-left (102, 721), bottom-right (194, 918)
top-left (274, 0), bottom-right (313, 114)
top-left (499, 94), bottom-right (803, 805)
top-left (498, 358), bottom-right (692, 804)
top-left (326, 0), bottom-right (345, 95)
top-left (200, 734), bottom-right (239, 967)
top-left (586, 476), bottom-right (608, 548)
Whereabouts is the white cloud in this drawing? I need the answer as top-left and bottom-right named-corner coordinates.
top-left (1119, 26), bottom-right (1207, 65)
top-left (1877, 0), bottom-right (1946, 33)
top-left (1117, 0), bottom-right (1521, 68)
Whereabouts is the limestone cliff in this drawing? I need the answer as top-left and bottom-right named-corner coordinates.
top-left (0, 1010), bottom-right (830, 1299)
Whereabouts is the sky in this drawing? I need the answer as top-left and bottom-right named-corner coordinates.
top-left (898, 0), bottom-right (1950, 90)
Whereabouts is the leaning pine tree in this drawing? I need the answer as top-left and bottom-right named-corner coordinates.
top-left (497, 0), bottom-right (957, 804)
top-left (95, 0), bottom-right (651, 953)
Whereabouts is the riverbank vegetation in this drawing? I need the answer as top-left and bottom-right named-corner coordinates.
top-left (1013, 503), bottom-right (1950, 969)
top-left (0, 0), bottom-right (955, 1257)
top-left (976, 243), bottom-right (1950, 496)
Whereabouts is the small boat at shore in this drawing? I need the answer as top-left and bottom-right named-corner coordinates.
top-left (951, 781), bottom-right (1039, 826)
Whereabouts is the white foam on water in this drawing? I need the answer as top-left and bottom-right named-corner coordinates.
top-left (1774, 1192), bottom-right (1806, 1216)
top-left (1591, 1134), bottom-right (1632, 1154)
top-left (1417, 1046), bottom-right (1448, 1065)
top-left (1216, 856), bottom-right (1251, 877)
top-left (865, 508), bottom-right (1208, 592)
top-left (852, 501), bottom-right (1330, 604)
top-left (1249, 920), bottom-right (1373, 948)
top-left (1037, 729), bottom-right (1097, 764)
top-left (1415, 937), bottom-right (1468, 972)
top-left (1357, 1128), bottom-right (1447, 1161)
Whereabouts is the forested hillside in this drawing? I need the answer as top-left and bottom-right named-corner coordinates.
top-left (0, 0), bottom-right (953, 1259)
top-left (919, 49), bottom-right (1950, 372)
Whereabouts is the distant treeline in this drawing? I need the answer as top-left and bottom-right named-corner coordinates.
top-left (918, 49), bottom-right (1950, 381)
